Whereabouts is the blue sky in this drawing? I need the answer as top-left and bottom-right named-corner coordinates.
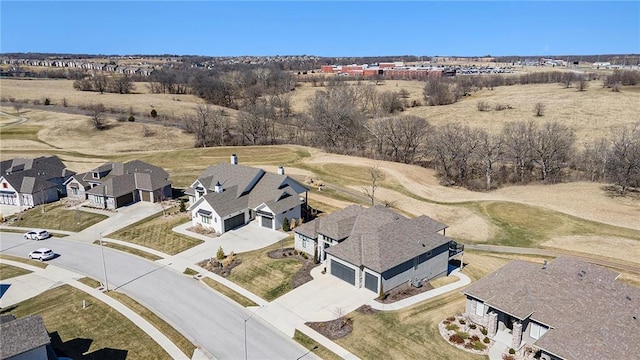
top-left (1, 1), bottom-right (639, 56)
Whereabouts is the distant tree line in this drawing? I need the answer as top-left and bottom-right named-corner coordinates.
top-left (73, 74), bottom-right (135, 94)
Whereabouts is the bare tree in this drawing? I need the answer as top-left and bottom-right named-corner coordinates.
top-left (93, 75), bottom-right (108, 94)
top-left (423, 78), bottom-right (458, 106)
top-left (12, 101), bottom-right (23, 115)
top-left (577, 75), bottom-right (588, 91)
top-left (502, 121), bottom-right (535, 183)
top-left (110, 75), bottom-right (134, 94)
top-left (579, 138), bottom-right (609, 182)
top-left (561, 72), bottom-right (574, 88)
top-left (528, 121), bottom-right (576, 183)
top-left (362, 164), bottom-right (382, 206)
top-left (533, 102), bottom-right (545, 117)
top-left (475, 130), bottom-right (503, 190)
top-left (87, 103), bottom-right (107, 130)
top-left (606, 123), bottom-right (640, 195)
top-left (428, 124), bottom-right (481, 185)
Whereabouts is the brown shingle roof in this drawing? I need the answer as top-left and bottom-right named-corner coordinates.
top-left (463, 257), bottom-right (640, 360)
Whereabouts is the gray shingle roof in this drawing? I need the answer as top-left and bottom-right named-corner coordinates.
top-left (0, 315), bottom-right (50, 359)
top-left (311, 205), bottom-right (450, 273)
top-left (1, 156), bottom-right (74, 195)
top-left (84, 160), bottom-right (171, 197)
top-left (463, 257), bottom-right (640, 360)
top-left (193, 163), bottom-right (308, 217)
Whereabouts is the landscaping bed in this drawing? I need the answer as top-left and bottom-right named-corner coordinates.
top-left (376, 281), bottom-right (434, 303)
top-left (438, 315), bottom-right (490, 356)
top-left (197, 256), bottom-right (242, 278)
top-left (306, 316), bottom-right (353, 340)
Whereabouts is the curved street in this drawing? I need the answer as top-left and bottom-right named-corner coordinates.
top-left (0, 233), bottom-right (311, 360)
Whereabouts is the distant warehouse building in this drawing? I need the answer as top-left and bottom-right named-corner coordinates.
top-left (320, 62), bottom-right (445, 79)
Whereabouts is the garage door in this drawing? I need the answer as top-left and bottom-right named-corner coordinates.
top-left (331, 260), bottom-right (356, 285)
top-left (364, 272), bottom-right (378, 293)
top-left (116, 192), bottom-right (134, 208)
top-left (261, 216), bottom-right (273, 229)
top-left (224, 213), bottom-right (245, 231)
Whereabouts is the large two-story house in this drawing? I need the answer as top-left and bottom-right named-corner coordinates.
top-left (186, 154), bottom-right (309, 233)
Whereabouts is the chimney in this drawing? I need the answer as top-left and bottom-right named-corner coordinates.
top-left (230, 154), bottom-right (238, 165)
top-left (542, 260), bottom-right (548, 269)
top-left (214, 181), bottom-right (223, 193)
top-left (277, 166), bottom-right (285, 175)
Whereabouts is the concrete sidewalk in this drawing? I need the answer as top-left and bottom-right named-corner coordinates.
top-left (0, 259), bottom-right (191, 360)
top-left (368, 269), bottom-right (471, 311)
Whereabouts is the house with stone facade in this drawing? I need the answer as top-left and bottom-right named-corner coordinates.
top-left (64, 160), bottom-right (171, 209)
top-left (294, 205), bottom-right (462, 294)
top-left (463, 257), bottom-right (640, 360)
top-left (0, 156), bottom-right (74, 208)
top-left (186, 154), bottom-right (308, 234)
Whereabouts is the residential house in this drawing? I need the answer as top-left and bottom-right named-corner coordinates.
top-left (463, 257), bottom-right (640, 360)
top-left (64, 160), bottom-right (171, 209)
top-left (186, 154), bottom-right (308, 234)
top-left (294, 205), bottom-right (461, 294)
top-left (0, 156), bottom-right (75, 207)
top-left (0, 315), bottom-right (51, 360)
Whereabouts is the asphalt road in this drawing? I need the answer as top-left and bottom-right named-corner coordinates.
top-left (0, 233), bottom-right (309, 360)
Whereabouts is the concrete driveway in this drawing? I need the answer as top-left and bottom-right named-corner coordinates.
top-left (65, 202), bottom-right (165, 242)
top-left (257, 265), bottom-right (378, 337)
top-left (174, 221), bottom-right (288, 263)
top-left (0, 204), bottom-right (26, 219)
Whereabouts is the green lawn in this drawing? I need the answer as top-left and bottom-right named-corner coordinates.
top-left (227, 236), bottom-right (303, 301)
top-left (0, 124), bottom-right (44, 142)
top-left (467, 201), bottom-right (640, 247)
top-left (108, 291), bottom-right (196, 358)
top-left (8, 202), bottom-right (108, 232)
top-left (106, 208), bottom-right (202, 255)
top-left (0, 284), bottom-right (171, 359)
top-left (0, 263), bottom-right (32, 280)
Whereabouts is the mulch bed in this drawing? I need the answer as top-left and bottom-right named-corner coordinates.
top-left (355, 304), bottom-right (379, 315)
top-left (306, 317), bottom-right (353, 340)
top-left (376, 281), bottom-right (434, 304)
top-left (197, 258), bottom-right (242, 277)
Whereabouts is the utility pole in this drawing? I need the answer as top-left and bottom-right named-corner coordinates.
top-left (244, 306), bottom-right (264, 360)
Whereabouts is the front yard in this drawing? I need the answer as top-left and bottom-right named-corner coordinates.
top-left (106, 207), bottom-right (203, 255)
top-left (1, 284), bottom-right (172, 359)
top-left (218, 236), bottom-right (313, 301)
top-left (6, 202), bottom-right (107, 232)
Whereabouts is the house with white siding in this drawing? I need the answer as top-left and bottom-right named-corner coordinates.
top-left (186, 154), bottom-right (308, 234)
top-left (0, 156), bottom-right (74, 208)
top-left (294, 205), bottom-right (461, 294)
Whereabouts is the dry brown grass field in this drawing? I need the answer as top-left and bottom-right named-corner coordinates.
top-left (1, 75), bottom-right (639, 265)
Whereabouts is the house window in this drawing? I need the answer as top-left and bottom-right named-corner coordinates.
top-left (2, 183), bottom-right (7, 189)
top-left (93, 172), bottom-right (99, 179)
top-left (475, 300), bottom-right (485, 316)
top-left (72, 188), bottom-right (79, 195)
top-left (302, 238), bottom-right (308, 248)
top-left (201, 215), bottom-right (211, 224)
top-left (530, 323), bottom-right (548, 340)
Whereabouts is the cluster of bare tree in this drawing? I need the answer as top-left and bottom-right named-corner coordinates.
top-left (603, 70), bottom-right (639, 92)
top-left (183, 104), bottom-right (230, 147)
top-left (146, 65), bottom-right (295, 109)
top-left (73, 75), bottom-right (134, 94)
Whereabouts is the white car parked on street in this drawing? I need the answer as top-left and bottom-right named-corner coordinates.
top-left (24, 229), bottom-right (50, 240)
top-left (28, 248), bottom-right (55, 261)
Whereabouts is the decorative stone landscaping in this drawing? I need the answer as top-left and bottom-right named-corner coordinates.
top-left (439, 315), bottom-right (491, 356)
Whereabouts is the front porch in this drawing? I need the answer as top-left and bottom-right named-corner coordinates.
top-left (487, 310), bottom-right (525, 350)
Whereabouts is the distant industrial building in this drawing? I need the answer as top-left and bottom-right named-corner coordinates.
top-left (320, 62), bottom-right (448, 79)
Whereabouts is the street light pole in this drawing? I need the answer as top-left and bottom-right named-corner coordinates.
top-left (99, 232), bottom-right (109, 291)
top-left (296, 345), bottom-right (319, 360)
top-left (244, 306), bottom-right (264, 360)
